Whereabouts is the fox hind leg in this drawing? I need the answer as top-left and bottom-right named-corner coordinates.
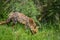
top-left (0, 18), bottom-right (11, 25)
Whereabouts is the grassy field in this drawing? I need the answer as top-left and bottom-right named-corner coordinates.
top-left (0, 24), bottom-right (60, 40)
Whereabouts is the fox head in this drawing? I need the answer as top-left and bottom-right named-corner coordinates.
top-left (29, 18), bottom-right (38, 34)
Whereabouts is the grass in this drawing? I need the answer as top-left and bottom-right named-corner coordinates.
top-left (0, 24), bottom-right (60, 40)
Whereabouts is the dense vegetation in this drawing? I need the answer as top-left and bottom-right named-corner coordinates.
top-left (0, 0), bottom-right (60, 40)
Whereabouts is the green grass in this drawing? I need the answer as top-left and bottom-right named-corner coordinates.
top-left (0, 24), bottom-right (60, 40)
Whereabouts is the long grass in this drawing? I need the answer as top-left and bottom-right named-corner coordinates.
top-left (0, 24), bottom-right (60, 40)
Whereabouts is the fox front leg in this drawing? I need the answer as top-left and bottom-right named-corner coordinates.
top-left (25, 24), bottom-right (28, 30)
top-left (25, 21), bottom-right (29, 30)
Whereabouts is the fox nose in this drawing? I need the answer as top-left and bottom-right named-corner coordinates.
top-left (31, 29), bottom-right (37, 34)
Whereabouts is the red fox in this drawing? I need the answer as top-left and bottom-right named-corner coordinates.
top-left (0, 12), bottom-right (38, 34)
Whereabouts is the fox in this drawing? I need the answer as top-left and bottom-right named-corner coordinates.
top-left (0, 12), bottom-right (38, 34)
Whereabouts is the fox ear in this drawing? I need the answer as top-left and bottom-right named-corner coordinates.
top-left (29, 18), bottom-right (34, 24)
